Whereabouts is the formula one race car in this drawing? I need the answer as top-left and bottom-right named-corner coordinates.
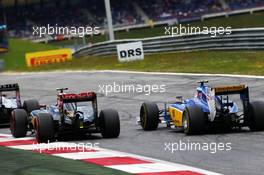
top-left (0, 83), bottom-right (39, 125)
top-left (139, 81), bottom-right (264, 135)
top-left (10, 88), bottom-right (120, 142)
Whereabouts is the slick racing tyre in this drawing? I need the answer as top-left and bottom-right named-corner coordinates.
top-left (23, 99), bottom-right (40, 114)
top-left (140, 102), bottom-right (159, 131)
top-left (10, 109), bottom-right (28, 138)
top-left (183, 106), bottom-right (205, 135)
top-left (249, 101), bottom-right (264, 131)
top-left (99, 109), bottom-right (120, 138)
top-left (34, 113), bottom-right (54, 143)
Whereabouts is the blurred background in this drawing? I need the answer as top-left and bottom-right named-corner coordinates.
top-left (1, 0), bottom-right (264, 42)
top-left (0, 0), bottom-right (264, 73)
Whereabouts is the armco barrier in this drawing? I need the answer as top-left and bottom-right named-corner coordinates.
top-left (73, 28), bottom-right (264, 58)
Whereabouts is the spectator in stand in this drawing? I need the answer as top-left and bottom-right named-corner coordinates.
top-left (2, 0), bottom-right (264, 38)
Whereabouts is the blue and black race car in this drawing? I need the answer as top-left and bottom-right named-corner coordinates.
top-left (139, 81), bottom-right (264, 134)
top-left (0, 84), bottom-right (22, 125)
top-left (10, 88), bottom-right (120, 142)
top-left (0, 84), bottom-right (38, 125)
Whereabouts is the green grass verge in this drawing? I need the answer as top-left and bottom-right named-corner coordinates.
top-left (2, 39), bottom-right (264, 75)
top-left (24, 50), bottom-right (264, 76)
top-left (1, 39), bottom-right (58, 70)
top-left (50, 11), bottom-right (264, 46)
top-left (0, 146), bottom-right (132, 175)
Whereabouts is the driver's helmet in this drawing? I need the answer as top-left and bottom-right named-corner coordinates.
top-left (196, 86), bottom-right (210, 101)
top-left (63, 103), bottom-right (76, 112)
top-left (196, 87), bottom-right (203, 98)
top-left (63, 103), bottom-right (77, 118)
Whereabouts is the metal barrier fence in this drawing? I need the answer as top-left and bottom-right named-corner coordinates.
top-left (74, 28), bottom-right (264, 58)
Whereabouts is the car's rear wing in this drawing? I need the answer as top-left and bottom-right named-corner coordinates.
top-left (213, 84), bottom-right (251, 125)
top-left (213, 85), bottom-right (248, 96)
top-left (0, 83), bottom-right (19, 92)
top-left (61, 92), bottom-right (97, 103)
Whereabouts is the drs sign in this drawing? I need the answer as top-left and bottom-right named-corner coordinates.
top-left (117, 41), bottom-right (144, 62)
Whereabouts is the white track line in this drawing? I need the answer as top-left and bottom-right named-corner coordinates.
top-left (96, 148), bottom-right (222, 175)
top-left (1, 70), bottom-right (264, 79)
top-left (53, 151), bottom-right (124, 160)
top-left (9, 142), bottom-right (74, 150)
top-left (0, 136), bottom-right (35, 142)
top-left (107, 163), bottom-right (196, 174)
top-left (0, 133), bottom-right (12, 137)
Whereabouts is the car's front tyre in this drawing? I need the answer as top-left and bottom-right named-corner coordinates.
top-left (249, 101), bottom-right (264, 131)
top-left (23, 99), bottom-right (40, 114)
top-left (99, 109), bottom-right (120, 138)
top-left (140, 102), bottom-right (159, 131)
top-left (183, 106), bottom-right (206, 135)
top-left (10, 109), bottom-right (28, 138)
top-left (34, 113), bottom-right (54, 143)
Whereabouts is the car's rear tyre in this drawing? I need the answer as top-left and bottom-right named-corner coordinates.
top-left (249, 101), bottom-right (264, 131)
top-left (100, 109), bottom-right (120, 138)
top-left (10, 109), bottom-right (28, 138)
top-left (183, 106), bottom-right (206, 135)
top-left (34, 113), bottom-right (54, 143)
top-left (140, 102), bottom-right (159, 131)
top-left (23, 99), bottom-right (40, 114)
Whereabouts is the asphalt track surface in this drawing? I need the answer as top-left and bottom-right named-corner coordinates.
top-left (0, 71), bottom-right (264, 175)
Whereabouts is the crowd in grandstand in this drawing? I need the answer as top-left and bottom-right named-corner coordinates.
top-left (228, 0), bottom-right (264, 10)
top-left (0, 0), bottom-right (264, 38)
top-left (137, 0), bottom-right (223, 21)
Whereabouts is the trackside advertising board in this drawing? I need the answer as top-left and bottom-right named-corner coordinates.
top-left (25, 49), bottom-right (73, 67)
top-left (117, 41), bottom-right (144, 62)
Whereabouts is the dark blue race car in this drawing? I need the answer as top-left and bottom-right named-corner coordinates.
top-left (140, 81), bottom-right (264, 135)
top-left (10, 88), bottom-right (120, 143)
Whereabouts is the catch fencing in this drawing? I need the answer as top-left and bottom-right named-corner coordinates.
top-left (74, 28), bottom-right (264, 57)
